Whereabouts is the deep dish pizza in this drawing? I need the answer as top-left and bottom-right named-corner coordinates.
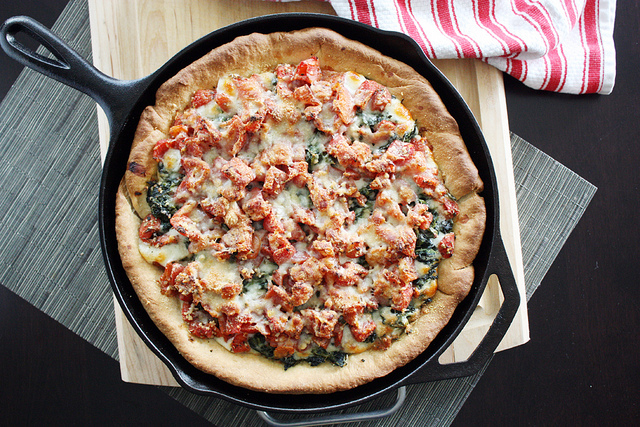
top-left (115, 28), bottom-right (485, 393)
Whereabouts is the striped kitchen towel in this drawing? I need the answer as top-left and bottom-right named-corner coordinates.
top-left (271, 0), bottom-right (617, 94)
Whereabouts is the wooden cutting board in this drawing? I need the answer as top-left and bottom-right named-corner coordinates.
top-left (89, 0), bottom-right (528, 386)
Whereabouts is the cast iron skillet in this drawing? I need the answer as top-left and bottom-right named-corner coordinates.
top-left (1, 14), bottom-right (520, 414)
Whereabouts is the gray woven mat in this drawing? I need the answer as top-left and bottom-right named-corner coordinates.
top-left (0, 0), bottom-right (596, 425)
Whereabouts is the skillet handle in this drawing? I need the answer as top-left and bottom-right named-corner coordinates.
top-left (256, 387), bottom-right (406, 427)
top-left (0, 15), bottom-right (147, 130)
top-left (402, 235), bottom-right (521, 385)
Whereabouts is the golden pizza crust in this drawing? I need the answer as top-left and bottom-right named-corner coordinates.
top-left (116, 28), bottom-right (486, 394)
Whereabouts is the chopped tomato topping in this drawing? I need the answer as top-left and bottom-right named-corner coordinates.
top-left (438, 232), bottom-right (455, 258)
top-left (310, 80), bottom-right (332, 102)
top-left (289, 257), bottom-right (324, 286)
top-left (373, 268), bottom-right (414, 311)
top-left (235, 74), bottom-right (266, 102)
top-left (263, 213), bottom-right (285, 233)
top-left (345, 240), bottom-right (367, 258)
top-left (398, 257), bottom-right (420, 283)
top-left (241, 189), bottom-right (272, 221)
top-left (414, 170), bottom-right (439, 190)
top-left (263, 166), bottom-right (288, 196)
top-left (353, 79), bottom-right (391, 111)
top-left (158, 262), bottom-right (185, 296)
top-left (308, 174), bottom-right (339, 211)
top-left (222, 313), bottom-right (258, 337)
top-left (331, 262), bottom-right (368, 287)
top-left (364, 156), bottom-right (396, 174)
top-left (216, 92), bottom-right (233, 112)
top-left (287, 162), bottom-right (310, 186)
top-left (403, 150), bottom-right (430, 174)
top-left (169, 124), bottom-right (188, 138)
top-left (276, 63), bottom-right (295, 82)
top-left (262, 140), bottom-right (293, 166)
top-left (188, 320), bottom-right (221, 339)
top-left (325, 134), bottom-right (372, 168)
top-left (219, 115), bottom-right (247, 156)
top-left (139, 214), bottom-right (162, 242)
top-left (385, 140), bottom-right (415, 164)
top-left (294, 57), bottom-right (321, 84)
top-left (180, 137), bottom-right (205, 158)
top-left (200, 197), bottom-right (229, 219)
top-left (374, 336), bottom-right (393, 350)
top-left (376, 224), bottom-right (417, 259)
top-left (152, 138), bottom-right (178, 160)
top-left (333, 323), bottom-right (344, 347)
top-left (268, 232), bottom-right (295, 265)
top-left (407, 204), bottom-right (433, 230)
top-left (191, 89), bottom-right (216, 108)
top-left (302, 308), bottom-right (339, 340)
top-left (222, 157), bottom-right (256, 188)
top-left (274, 345), bottom-right (295, 359)
top-left (193, 117), bottom-right (221, 151)
top-left (174, 159), bottom-right (209, 200)
top-left (289, 282), bottom-right (314, 307)
top-left (293, 85), bottom-right (320, 106)
top-left (170, 202), bottom-right (201, 242)
top-left (392, 283), bottom-right (413, 312)
top-left (221, 225), bottom-right (254, 255)
top-left (370, 86), bottom-right (392, 111)
top-left (243, 113), bottom-right (264, 133)
top-left (230, 333), bottom-right (251, 353)
top-left (350, 318), bottom-right (376, 342)
top-left (173, 262), bottom-right (200, 296)
top-left (333, 81), bottom-right (356, 125)
top-left (441, 196), bottom-right (460, 219)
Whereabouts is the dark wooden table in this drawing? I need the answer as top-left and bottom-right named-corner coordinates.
top-left (1, 1), bottom-right (638, 425)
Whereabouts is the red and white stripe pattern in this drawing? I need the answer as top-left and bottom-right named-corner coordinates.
top-left (270, 0), bottom-right (616, 94)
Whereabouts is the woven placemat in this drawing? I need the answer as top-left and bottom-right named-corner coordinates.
top-left (0, 0), bottom-right (596, 425)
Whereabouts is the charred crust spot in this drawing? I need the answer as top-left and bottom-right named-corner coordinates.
top-left (128, 162), bottom-right (147, 177)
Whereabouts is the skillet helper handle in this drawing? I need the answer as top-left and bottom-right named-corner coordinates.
top-left (403, 235), bottom-right (521, 384)
top-left (0, 15), bottom-right (144, 129)
top-left (256, 386), bottom-right (406, 427)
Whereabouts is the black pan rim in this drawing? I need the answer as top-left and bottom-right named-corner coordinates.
top-left (97, 13), bottom-right (509, 414)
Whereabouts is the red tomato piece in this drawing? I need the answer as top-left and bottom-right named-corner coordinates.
top-left (350, 318), bottom-right (377, 342)
top-left (188, 320), bottom-right (221, 339)
top-left (138, 214), bottom-right (162, 242)
top-left (294, 57), bottom-right (321, 84)
top-left (152, 138), bottom-right (178, 160)
top-left (392, 283), bottom-right (413, 312)
top-left (438, 232), bottom-right (455, 258)
top-left (191, 89), bottom-right (215, 108)
top-left (158, 262), bottom-right (185, 296)
top-left (230, 333), bottom-right (251, 353)
top-left (441, 197), bottom-right (460, 219)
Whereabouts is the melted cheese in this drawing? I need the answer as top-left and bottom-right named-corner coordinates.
top-left (162, 148), bottom-right (182, 172)
top-left (199, 253), bottom-right (241, 283)
top-left (271, 185), bottom-right (311, 219)
top-left (342, 71), bottom-right (366, 95)
top-left (138, 232), bottom-right (189, 267)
